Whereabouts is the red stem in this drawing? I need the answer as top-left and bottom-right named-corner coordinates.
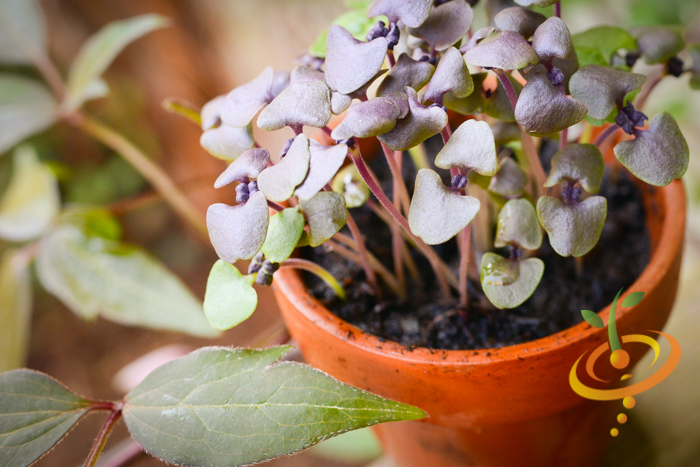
top-left (554, 1), bottom-right (561, 17)
top-left (387, 50), bottom-right (396, 67)
top-left (560, 127), bottom-right (568, 150)
top-left (458, 224), bottom-right (472, 309)
top-left (440, 124), bottom-right (452, 145)
top-left (391, 150), bottom-right (407, 292)
top-left (266, 200), bottom-right (285, 212)
top-left (593, 124), bottom-right (621, 148)
top-left (83, 409), bottom-right (123, 467)
top-left (346, 212), bottom-right (381, 298)
top-left (380, 142), bottom-right (410, 213)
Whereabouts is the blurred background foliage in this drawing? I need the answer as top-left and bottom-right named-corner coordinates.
top-left (1, 0), bottom-right (699, 466)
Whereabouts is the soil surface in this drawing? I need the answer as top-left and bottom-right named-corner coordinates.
top-left (303, 136), bottom-right (651, 350)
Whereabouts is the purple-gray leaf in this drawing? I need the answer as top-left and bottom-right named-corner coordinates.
top-left (201, 95), bottom-right (226, 131)
top-left (494, 7), bottom-right (546, 39)
top-left (495, 198), bottom-right (542, 250)
top-left (295, 141), bottom-right (348, 201)
top-left (290, 65), bottom-right (325, 84)
top-left (368, 0), bottom-right (433, 28)
top-left (465, 30), bottom-right (539, 70)
top-left (460, 27), bottom-right (497, 54)
top-left (532, 17), bottom-right (573, 62)
top-left (271, 70), bottom-right (291, 97)
top-left (489, 157), bottom-right (528, 198)
top-left (221, 67), bottom-right (274, 127)
top-left (381, 91), bottom-right (409, 118)
top-left (325, 25), bottom-right (388, 95)
top-left (377, 53), bottom-right (435, 97)
top-left (423, 47), bottom-right (473, 105)
top-left (569, 65), bottom-right (646, 120)
top-left (407, 1), bottom-right (473, 51)
top-left (257, 134), bottom-right (311, 201)
top-left (614, 111), bottom-right (689, 187)
top-left (331, 92), bottom-right (353, 114)
top-left (257, 81), bottom-right (331, 131)
top-left (515, 65), bottom-right (587, 136)
top-left (300, 191), bottom-right (348, 247)
top-left (377, 87), bottom-right (448, 151)
top-left (408, 169), bottom-right (480, 245)
top-left (537, 195), bottom-right (607, 257)
top-left (435, 120), bottom-right (497, 176)
top-left (632, 26), bottom-right (685, 65)
top-left (544, 144), bottom-right (604, 193)
top-left (330, 98), bottom-right (401, 141)
top-left (207, 191), bottom-right (269, 263)
top-left (200, 123), bottom-right (255, 161)
top-left (514, 0), bottom-right (559, 6)
top-left (214, 148), bottom-right (271, 189)
top-left (444, 73), bottom-right (488, 115)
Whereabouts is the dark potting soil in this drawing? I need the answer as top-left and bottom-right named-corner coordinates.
top-left (301, 136), bottom-right (651, 351)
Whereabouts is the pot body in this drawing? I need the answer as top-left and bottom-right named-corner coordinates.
top-left (273, 179), bottom-right (685, 467)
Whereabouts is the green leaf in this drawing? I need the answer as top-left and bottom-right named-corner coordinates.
top-left (622, 291), bottom-right (644, 308)
top-left (35, 226), bottom-right (217, 337)
top-left (123, 347), bottom-right (426, 467)
top-left (0, 250), bottom-right (32, 372)
top-left (0, 369), bottom-right (91, 467)
top-left (300, 191), bottom-right (348, 247)
top-left (312, 428), bottom-right (382, 462)
top-left (203, 260), bottom-right (257, 331)
top-left (262, 208), bottom-right (305, 263)
top-left (581, 310), bottom-right (605, 328)
top-left (0, 74), bottom-right (57, 155)
top-left (59, 205), bottom-right (123, 241)
top-left (64, 14), bottom-right (168, 110)
top-left (572, 26), bottom-right (637, 65)
top-left (309, 9), bottom-right (384, 58)
top-left (332, 164), bottom-right (370, 209)
top-left (0, 0), bottom-right (46, 65)
top-left (480, 252), bottom-right (544, 309)
top-left (0, 145), bottom-right (60, 242)
top-left (690, 44), bottom-right (700, 90)
top-left (495, 198), bottom-right (542, 250)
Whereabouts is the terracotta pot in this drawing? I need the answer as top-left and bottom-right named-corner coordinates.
top-left (272, 140), bottom-right (686, 466)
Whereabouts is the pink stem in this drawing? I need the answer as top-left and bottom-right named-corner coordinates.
top-left (458, 224), bottom-right (472, 309)
top-left (560, 127), bottom-right (568, 150)
top-left (83, 409), bottom-right (123, 467)
top-left (593, 124), bottom-right (621, 148)
top-left (387, 50), bottom-right (396, 67)
top-left (345, 212), bottom-right (381, 298)
top-left (554, 1), bottom-right (561, 17)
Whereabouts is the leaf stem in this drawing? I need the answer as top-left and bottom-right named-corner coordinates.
top-left (494, 69), bottom-right (547, 192)
top-left (554, 1), bottom-right (561, 18)
top-left (380, 142), bottom-right (410, 213)
top-left (560, 127), bottom-right (568, 150)
top-left (83, 408), bottom-right (123, 467)
top-left (593, 123), bottom-right (620, 148)
top-left (267, 200), bottom-right (285, 212)
top-left (391, 150), bottom-right (407, 294)
top-left (350, 141), bottom-right (452, 299)
top-left (387, 50), bottom-right (396, 67)
top-left (635, 70), bottom-right (664, 111)
top-left (327, 237), bottom-right (402, 296)
top-left (73, 114), bottom-right (208, 238)
top-left (458, 224), bottom-right (472, 309)
top-left (280, 259), bottom-right (346, 300)
top-left (440, 124), bottom-right (452, 144)
top-left (345, 212), bottom-right (381, 298)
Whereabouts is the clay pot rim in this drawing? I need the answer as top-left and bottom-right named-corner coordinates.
top-left (274, 176), bottom-right (685, 366)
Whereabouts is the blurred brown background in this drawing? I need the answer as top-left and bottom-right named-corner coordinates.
top-left (20, 0), bottom-right (700, 466)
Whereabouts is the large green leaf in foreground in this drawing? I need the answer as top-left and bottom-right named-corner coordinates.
top-left (123, 346), bottom-right (426, 467)
top-left (0, 370), bottom-right (91, 467)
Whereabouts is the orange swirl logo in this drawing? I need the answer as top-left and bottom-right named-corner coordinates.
top-left (569, 289), bottom-right (681, 437)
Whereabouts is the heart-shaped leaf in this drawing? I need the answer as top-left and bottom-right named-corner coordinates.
top-left (0, 0), bottom-right (45, 65)
top-left (325, 25), bottom-right (388, 95)
top-left (378, 87), bottom-right (447, 151)
top-left (572, 26), bottom-right (637, 66)
top-left (295, 141), bottom-right (348, 201)
top-left (123, 346), bottom-right (425, 467)
top-left (489, 157), bottom-right (528, 198)
top-left (514, 0), bottom-right (559, 6)
top-left (332, 164), bottom-right (370, 208)
top-left (257, 80), bottom-right (331, 131)
top-left (569, 65), bottom-right (646, 120)
top-left (494, 7), bottom-right (546, 39)
top-left (444, 73), bottom-right (487, 115)
top-left (214, 148), bottom-right (270, 189)
top-left (537, 195), bottom-right (607, 257)
top-left (544, 144), bottom-right (604, 193)
top-left (309, 8), bottom-right (387, 58)
top-left (435, 120), bottom-right (497, 176)
top-left (368, 0), bottom-right (432, 28)
top-left (258, 134), bottom-right (311, 201)
top-left (515, 66), bottom-right (587, 136)
top-left (423, 47), bottom-right (473, 105)
top-left (262, 208), bottom-right (305, 263)
top-left (300, 191), bottom-right (348, 247)
top-left (408, 169), bottom-right (480, 245)
top-left (622, 291), bottom-right (645, 308)
top-left (289, 66), bottom-right (352, 115)
top-left (492, 121), bottom-right (523, 146)
top-left (200, 95), bottom-right (225, 130)
top-left (632, 26), bottom-right (685, 65)
top-left (495, 198), bottom-right (542, 250)
top-left (332, 92), bottom-right (353, 114)
top-left (0, 249), bottom-right (32, 372)
top-left (485, 72), bottom-right (523, 123)
top-left (0, 74), bottom-right (57, 154)
top-left (407, 0), bottom-right (473, 51)
top-left (0, 145), bottom-right (60, 242)
top-left (377, 53), bottom-right (435, 97)
top-left (581, 309), bottom-right (605, 328)
top-left (613, 111), bottom-right (689, 187)
top-left (531, 17), bottom-right (573, 62)
top-left (331, 98), bottom-right (402, 140)
top-left (36, 226), bottom-right (217, 336)
top-left (0, 370), bottom-right (91, 467)
top-left (460, 26), bottom-right (497, 54)
top-left (465, 30), bottom-right (539, 70)
top-left (200, 123), bottom-right (255, 161)
top-left (221, 66), bottom-right (274, 127)
top-left (64, 14), bottom-right (167, 111)
top-left (690, 44), bottom-right (700, 90)
top-left (203, 260), bottom-right (257, 330)
top-left (480, 252), bottom-right (544, 309)
top-left (206, 191), bottom-right (269, 263)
